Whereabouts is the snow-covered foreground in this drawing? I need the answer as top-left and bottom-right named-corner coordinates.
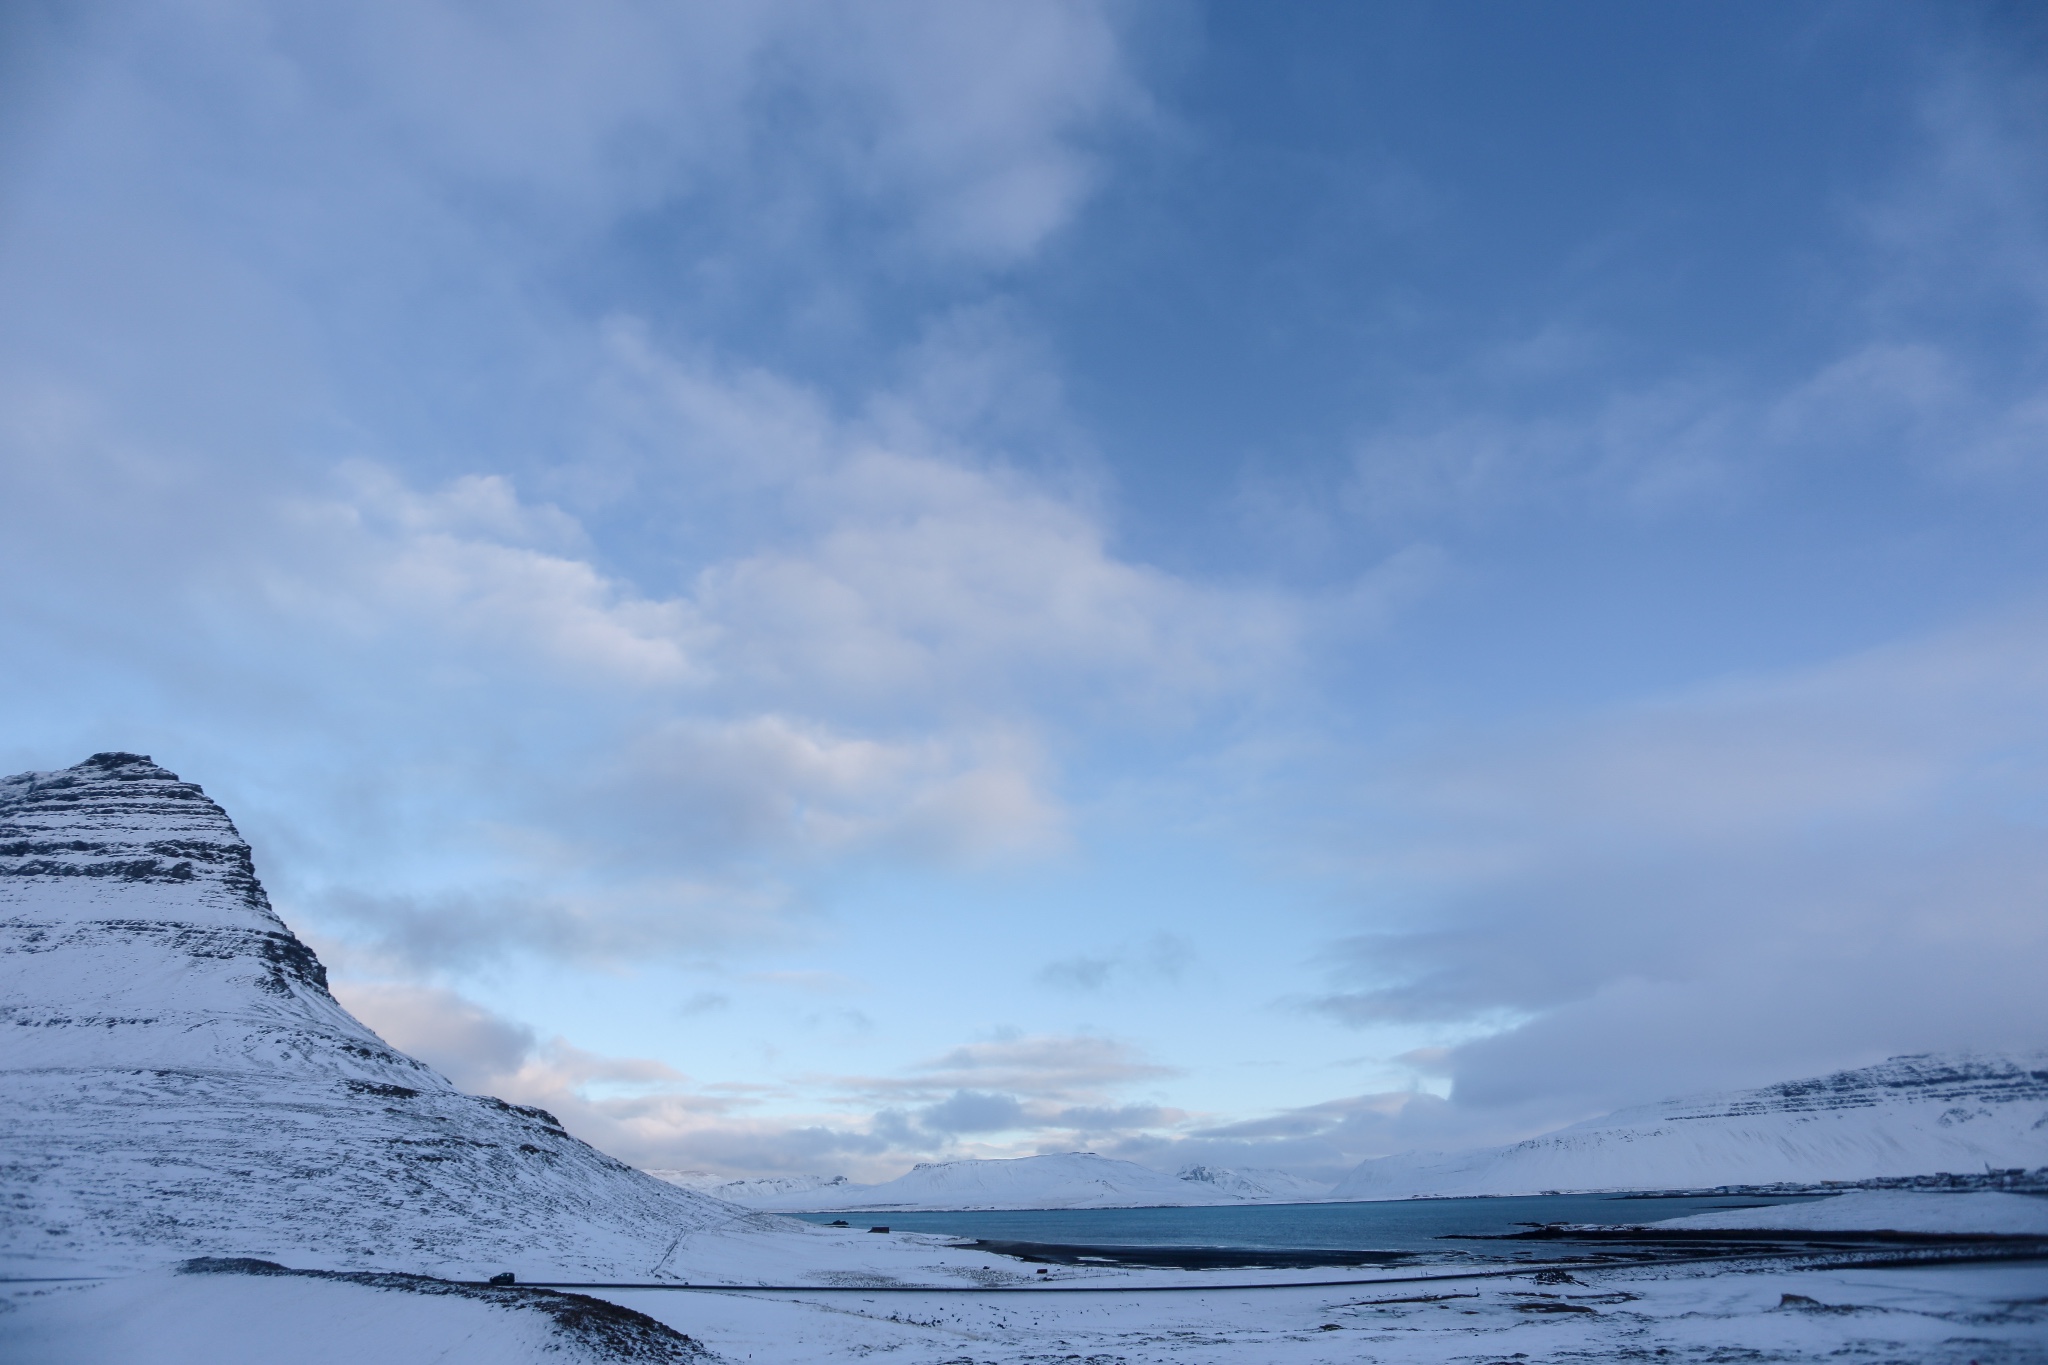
top-left (1333, 1051), bottom-right (2048, 1199)
top-left (7, 1256), bottom-right (2045, 1364)
top-left (603, 1260), bottom-right (2048, 1365)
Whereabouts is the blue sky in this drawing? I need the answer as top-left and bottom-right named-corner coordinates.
top-left (3, 1), bottom-right (2046, 1182)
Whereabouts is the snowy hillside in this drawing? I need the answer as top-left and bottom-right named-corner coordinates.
top-left (1175, 1163), bottom-right (1333, 1202)
top-left (1332, 1052), bottom-right (2048, 1200)
top-left (0, 754), bottom-right (1019, 1287)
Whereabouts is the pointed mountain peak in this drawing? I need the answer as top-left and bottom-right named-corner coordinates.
top-left (1, 751), bottom-right (278, 935)
top-left (0, 755), bottom-right (756, 1279)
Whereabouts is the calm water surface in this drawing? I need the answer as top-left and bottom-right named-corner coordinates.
top-left (788, 1193), bottom-right (1825, 1257)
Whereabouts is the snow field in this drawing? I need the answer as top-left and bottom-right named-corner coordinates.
top-left (11, 1257), bottom-right (2042, 1365)
top-left (560, 1258), bottom-right (2048, 1364)
top-left (0, 1268), bottom-right (701, 1365)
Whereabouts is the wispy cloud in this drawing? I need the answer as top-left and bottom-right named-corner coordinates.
top-left (1038, 933), bottom-right (1194, 992)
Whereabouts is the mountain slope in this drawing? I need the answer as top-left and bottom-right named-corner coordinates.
top-left (649, 1171), bottom-right (863, 1203)
top-left (1174, 1163), bottom-right (1333, 1202)
top-left (1331, 1052), bottom-right (2048, 1200)
top-left (0, 754), bottom-right (1009, 1286)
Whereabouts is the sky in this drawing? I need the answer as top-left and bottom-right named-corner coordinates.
top-left (2, 0), bottom-right (2046, 1185)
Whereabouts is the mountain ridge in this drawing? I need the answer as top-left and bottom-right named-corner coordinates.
top-left (1331, 1050), bottom-right (2048, 1200)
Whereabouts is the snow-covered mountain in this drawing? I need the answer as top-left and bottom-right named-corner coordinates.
top-left (647, 1171), bottom-right (859, 1204)
top-left (1331, 1052), bottom-right (2048, 1200)
top-left (0, 754), bottom-right (1008, 1288)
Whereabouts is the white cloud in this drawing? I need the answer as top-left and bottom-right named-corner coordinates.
top-left (336, 979), bottom-right (786, 1167)
top-left (596, 326), bottom-right (1303, 717)
top-left (270, 469), bottom-right (706, 689)
top-left (335, 981), bottom-right (539, 1083)
top-left (43, 0), bottom-right (1144, 268)
top-left (0, 317), bottom-right (1300, 971)
top-left (0, 0), bottom-right (1294, 977)
top-left (0, 296), bottom-right (1296, 973)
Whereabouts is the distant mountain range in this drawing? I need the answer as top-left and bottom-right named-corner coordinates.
top-left (678, 1054), bottom-right (2048, 1211)
top-left (1330, 1051), bottom-right (2048, 1200)
top-left (657, 1153), bottom-right (1334, 1211)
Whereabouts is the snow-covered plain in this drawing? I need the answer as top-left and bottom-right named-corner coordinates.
top-left (1334, 1051), bottom-right (2048, 1199)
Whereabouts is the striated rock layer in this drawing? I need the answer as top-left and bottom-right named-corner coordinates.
top-left (0, 754), bottom-right (894, 1282)
top-left (1332, 1051), bottom-right (2048, 1200)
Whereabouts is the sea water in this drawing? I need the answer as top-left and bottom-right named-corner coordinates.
top-left (789, 1192), bottom-right (1825, 1259)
